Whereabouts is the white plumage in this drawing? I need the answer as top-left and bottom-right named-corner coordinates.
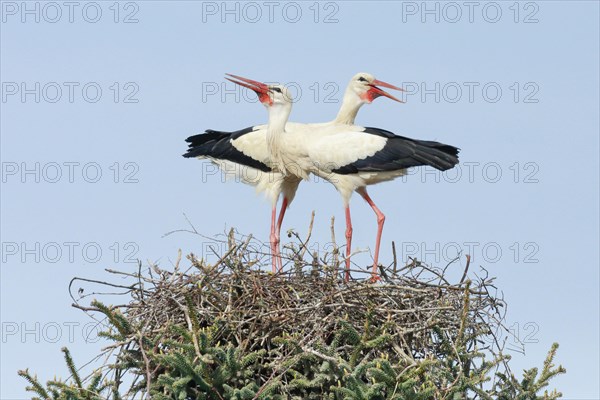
top-left (185, 73), bottom-right (458, 282)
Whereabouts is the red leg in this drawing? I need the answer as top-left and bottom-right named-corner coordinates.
top-left (269, 205), bottom-right (278, 273)
top-left (359, 189), bottom-right (385, 282)
top-left (344, 206), bottom-right (353, 282)
top-left (274, 197), bottom-right (289, 272)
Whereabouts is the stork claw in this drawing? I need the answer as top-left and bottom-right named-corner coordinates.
top-left (369, 262), bottom-right (382, 283)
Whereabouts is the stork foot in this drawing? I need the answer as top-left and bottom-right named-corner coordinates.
top-left (271, 256), bottom-right (278, 274)
top-left (344, 259), bottom-right (351, 282)
top-left (369, 263), bottom-right (382, 283)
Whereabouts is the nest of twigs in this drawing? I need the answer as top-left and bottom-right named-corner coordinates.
top-left (72, 224), bottom-right (510, 371)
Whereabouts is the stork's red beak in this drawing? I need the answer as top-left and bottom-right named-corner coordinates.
top-left (225, 73), bottom-right (272, 105)
top-left (367, 79), bottom-right (405, 103)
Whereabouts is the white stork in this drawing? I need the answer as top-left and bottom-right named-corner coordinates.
top-left (184, 73), bottom-right (403, 273)
top-left (224, 76), bottom-right (460, 282)
top-left (302, 124), bottom-right (459, 282)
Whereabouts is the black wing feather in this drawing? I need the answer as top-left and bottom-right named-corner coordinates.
top-left (183, 126), bottom-right (271, 172)
top-left (332, 127), bottom-right (460, 174)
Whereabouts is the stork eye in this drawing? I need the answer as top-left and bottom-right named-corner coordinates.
top-left (358, 76), bottom-right (367, 82)
top-left (272, 87), bottom-right (282, 93)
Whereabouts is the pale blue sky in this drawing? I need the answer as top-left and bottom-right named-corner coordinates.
top-left (1, 1), bottom-right (599, 398)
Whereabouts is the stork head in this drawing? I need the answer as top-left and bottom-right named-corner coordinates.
top-left (348, 72), bottom-right (404, 104)
top-left (226, 74), bottom-right (293, 109)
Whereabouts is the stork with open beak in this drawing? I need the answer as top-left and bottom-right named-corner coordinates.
top-left (221, 75), bottom-right (298, 269)
top-left (184, 73), bottom-right (404, 274)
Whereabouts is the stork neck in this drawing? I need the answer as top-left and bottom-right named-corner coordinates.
top-left (266, 104), bottom-right (292, 174)
top-left (333, 89), bottom-right (363, 125)
top-left (266, 104), bottom-right (291, 134)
